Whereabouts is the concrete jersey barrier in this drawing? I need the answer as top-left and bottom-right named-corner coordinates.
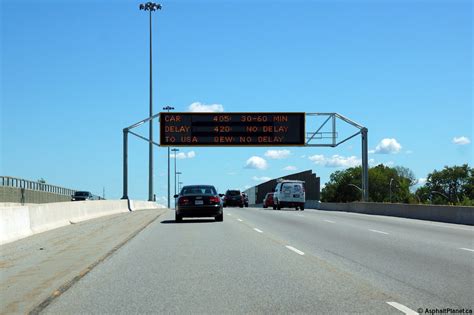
top-left (0, 200), bottom-right (165, 245)
top-left (315, 202), bottom-right (474, 225)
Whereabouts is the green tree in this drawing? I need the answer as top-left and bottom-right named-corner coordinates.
top-left (416, 164), bottom-right (473, 205)
top-left (321, 164), bottom-right (414, 203)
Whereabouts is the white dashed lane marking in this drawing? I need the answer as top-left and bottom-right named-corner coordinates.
top-left (237, 219), bottom-right (243, 222)
top-left (386, 302), bottom-right (418, 314)
top-left (459, 248), bottom-right (474, 252)
top-left (324, 219), bottom-right (335, 223)
top-left (369, 229), bottom-right (389, 235)
top-left (253, 228), bottom-right (263, 233)
top-left (285, 245), bottom-right (305, 255)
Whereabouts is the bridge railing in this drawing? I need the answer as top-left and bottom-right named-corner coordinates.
top-left (0, 176), bottom-right (76, 197)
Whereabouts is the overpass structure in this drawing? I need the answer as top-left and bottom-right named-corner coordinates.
top-left (0, 176), bottom-right (77, 204)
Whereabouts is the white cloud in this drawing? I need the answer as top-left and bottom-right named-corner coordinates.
top-left (156, 196), bottom-right (168, 205)
top-left (188, 102), bottom-right (224, 112)
top-left (385, 161), bottom-right (395, 167)
top-left (308, 154), bottom-right (361, 168)
top-left (300, 155), bottom-right (306, 158)
top-left (264, 149), bottom-right (291, 159)
top-left (252, 176), bottom-right (272, 182)
top-left (418, 178), bottom-right (427, 186)
top-left (245, 156), bottom-right (268, 170)
top-left (452, 136), bottom-right (471, 145)
top-left (283, 166), bottom-right (297, 171)
top-left (171, 151), bottom-right (196, 159)
top-left (373, 138), bottom-right (402, 154)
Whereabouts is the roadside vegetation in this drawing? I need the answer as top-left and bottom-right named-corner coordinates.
top-left (321, 164), bottom-right (473, 206)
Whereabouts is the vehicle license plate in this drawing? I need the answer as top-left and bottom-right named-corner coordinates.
top-left (195, 200), bottom-right (204, 205)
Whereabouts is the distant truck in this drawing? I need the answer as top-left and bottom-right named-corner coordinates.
top-left (71, 191), bottom-right (95, 201)
top-left (273, 180), bottom-right (305, 210)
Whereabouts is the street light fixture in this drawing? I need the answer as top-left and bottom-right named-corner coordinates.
top-left (431, 190), bottom-right (452, 204)
top-left (171, 148), bottom-right (179, 196)
top-left (139, 2), bottom-right (162, 201)
top-left (348, 184), bottom-right (363, 202)
top-left (163, 105), bottom-right (174, 208)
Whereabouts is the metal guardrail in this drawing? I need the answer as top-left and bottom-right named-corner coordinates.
top-left (0, 176), bottom-right (76, 197)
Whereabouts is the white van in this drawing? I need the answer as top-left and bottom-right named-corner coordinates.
top-left (273, 180), bottom-right (305, 210)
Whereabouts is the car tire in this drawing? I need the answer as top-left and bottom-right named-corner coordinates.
top-left (277, 202), bottom-right (281, 210)
top-left (300, 205), bottom-right (304, 211)
top-left (295, 206), bottom-right (299, 210)
top-left (239, 204), bottom-right (244, 208)
top-left (215, 213), bottom-right (223, 222)
top-left (263, 205), bottom-right (267, 208)
top-left (175, 214), bottom-right (183, 222)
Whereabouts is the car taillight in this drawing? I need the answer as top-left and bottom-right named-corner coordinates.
top-left (209, 196), bottom-right (220, 204)
top-left (178, 197), bottom-right (189, 206)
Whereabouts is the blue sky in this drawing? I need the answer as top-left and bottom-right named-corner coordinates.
top-left (1, 0), bottom-right (472, 203)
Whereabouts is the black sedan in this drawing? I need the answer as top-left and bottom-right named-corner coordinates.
top-left (174, 185), bottom-right (223, 222)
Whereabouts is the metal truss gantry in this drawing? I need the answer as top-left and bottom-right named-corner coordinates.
top-left (121, 112), bottom-right (369, 202)
top-left (305, 113), bottom-right (369, 201)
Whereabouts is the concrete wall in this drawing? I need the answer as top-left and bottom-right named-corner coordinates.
top-left (0, 200), bottom-right (165, 245)
top-left (0, 187), bottom-right (72, 204)
top-left (312, 202), bottom-right (474, 225)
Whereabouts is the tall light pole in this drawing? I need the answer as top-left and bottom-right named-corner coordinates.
top-left (171, 148), bottom-right (179, 196)
top-left (139, 2), bottom-right (162, 201)
top-left (176, 172), bottom-right (182, 194)
top-left (162, 105), bottom-right (174, 208)
top-left (389, 178), bottom-right (394, 203)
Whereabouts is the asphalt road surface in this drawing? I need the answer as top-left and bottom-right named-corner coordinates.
top-left (43, 207), bottom-right (474, 314)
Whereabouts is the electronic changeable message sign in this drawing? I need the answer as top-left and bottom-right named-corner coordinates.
top-left (160, 112), bottom-right (305, 146)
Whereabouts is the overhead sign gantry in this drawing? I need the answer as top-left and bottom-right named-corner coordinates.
top-left (122, 112), bottom-right (369, 202)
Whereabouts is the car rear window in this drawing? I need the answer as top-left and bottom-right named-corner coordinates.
top-left (282, 183), bottom-right (303, 192)
top-left (181, 186), bottom-right (216, 195)
top-left (227, 190), bottom-right (241, 196)
top-left (75, 191), bottom-right (90, 196)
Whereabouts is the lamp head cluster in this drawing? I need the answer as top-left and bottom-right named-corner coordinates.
top-left (139, 2), bottom-right (162, 11)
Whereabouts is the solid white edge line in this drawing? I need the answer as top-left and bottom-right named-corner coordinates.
top-left (253, 228), bottom-right (263, 233)
top-left (369, 229), bottom-right (389, 235)
top-left (324, 219), bottom-right (335, 223)
top-left (386, 302), bottom-right (418, 315)
top-left (459, 247), bottom-right (474, 252)
top-left (237, 219), bottom-right (243, 222)
top-left (285, 245), bottom-right (305, 255)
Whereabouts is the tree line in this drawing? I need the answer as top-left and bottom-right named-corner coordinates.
top-left (321, 164), bottom-right (473, 206)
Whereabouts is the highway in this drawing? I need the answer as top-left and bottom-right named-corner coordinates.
top-left (41, 207), bottom-right (473, 314)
